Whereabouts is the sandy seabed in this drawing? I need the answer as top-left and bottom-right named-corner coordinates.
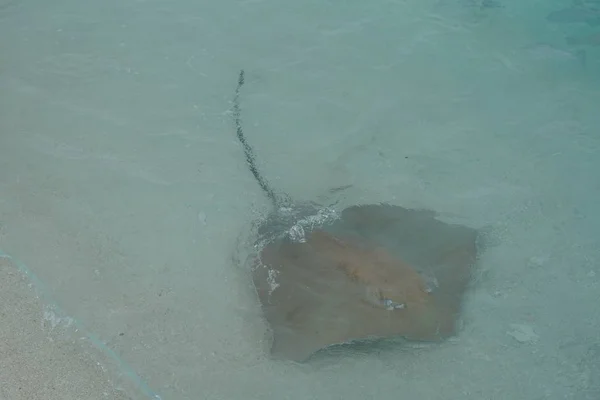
top-left (1, 0), bottom-right (599, 399)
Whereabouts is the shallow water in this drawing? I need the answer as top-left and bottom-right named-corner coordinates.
top-left (1, 0), bottom-right (599, 399)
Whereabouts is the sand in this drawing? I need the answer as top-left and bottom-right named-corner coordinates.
top-left (1, 0), bottom-right (599, 399)
top-left (0, 256), bottom-right (145, 400)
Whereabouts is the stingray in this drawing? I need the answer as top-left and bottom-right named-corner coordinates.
top-left (232, 70), bottom-right (480, 362)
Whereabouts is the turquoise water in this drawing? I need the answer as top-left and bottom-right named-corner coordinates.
top-left (1, 0), bottom-right (599, 398)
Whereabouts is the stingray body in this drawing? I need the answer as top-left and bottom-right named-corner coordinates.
top-left (232, 70), bottom-right (479, 362)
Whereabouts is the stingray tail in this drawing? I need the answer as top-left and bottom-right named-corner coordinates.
top-left (232, 69), bottom-right (279, 206)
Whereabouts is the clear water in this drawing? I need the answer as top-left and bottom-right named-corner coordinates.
top-left (1, 0), bottom-right (599, 398)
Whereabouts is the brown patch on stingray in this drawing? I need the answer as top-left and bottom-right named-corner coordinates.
top-left (305, 230), bottom-right (432, 313)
